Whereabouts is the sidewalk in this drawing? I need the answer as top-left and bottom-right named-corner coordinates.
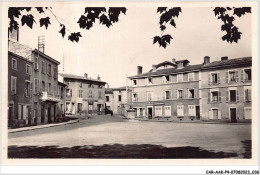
top-left (8, 119), bottom-right (79, 133)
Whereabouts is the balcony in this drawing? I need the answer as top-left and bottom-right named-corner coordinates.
top-left (40, 91), bottom-right (60, 102)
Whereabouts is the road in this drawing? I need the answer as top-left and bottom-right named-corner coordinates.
top-left (8, 115), bottom-right (251, 158)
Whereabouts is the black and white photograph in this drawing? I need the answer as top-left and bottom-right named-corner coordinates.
top-left (1, 1), bottom-right (259, 169)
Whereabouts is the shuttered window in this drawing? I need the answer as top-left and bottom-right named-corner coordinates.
top-left (11, 76), bottom-right (17, 95)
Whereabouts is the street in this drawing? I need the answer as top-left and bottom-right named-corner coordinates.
top-left (8, 115), bottom-right (251, 158)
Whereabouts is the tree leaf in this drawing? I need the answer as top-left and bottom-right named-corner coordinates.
top-left (39, 17), bottom-right (51, 29)
top-left (59, 25), bottom-right (66, 38)
top-left (36, 7), bottom-right (45, 13)
top-left (99, 14), bottom-right (112, 28)
top-left (157, 7), bottom-right (167, 13)
top-left (213, 7), bottom-right (226, 16)
top-left (108, 7), bottom-right (127, 23)
top-left (8, 7), bottom-right (22, 19)
top-left (21, 14), bottom-right (35, 29)
top-left (77, 15), bottom-right (88, 29)
top-left (68, 32), bottom-right (82, 42)
top-left (170, 19), bottom-right (176, 27)
top-left (162, 34), bottom-right (173, 44)
top-left (233, 7), bottom-right (251, 18)
top-left (153, 36), bottom-right (161, 44)
top-left (160, 25), bottom-right (166, 31)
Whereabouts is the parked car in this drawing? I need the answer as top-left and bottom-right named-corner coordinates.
top-left (105, 108), bottom-right (113, 116)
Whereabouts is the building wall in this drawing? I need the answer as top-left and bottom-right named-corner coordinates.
top-left (8, 52), bottom-right (33, 127)
top-left (105, 93), bottom-right (114, 111)
top-left (64, 78), bottom-right (106, 115)
top-left (31, 52), bottom-right (60, 125)
top-left (131, 72), bottom-right (200, 120)
top-left (200, 66), bottom-right (252, 121)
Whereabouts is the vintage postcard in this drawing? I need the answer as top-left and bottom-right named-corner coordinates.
top-left (1, 1), bottom-right (259, 167)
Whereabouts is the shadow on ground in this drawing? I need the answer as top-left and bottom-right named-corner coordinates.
top-left (8, 140), bottom-right (251, 159)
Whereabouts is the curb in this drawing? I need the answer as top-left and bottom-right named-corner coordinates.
top-left (8, 119), bottom-right (79, 133)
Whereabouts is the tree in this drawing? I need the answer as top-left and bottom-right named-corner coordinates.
top-left (8, 7), bottom-right (127, 42)
top-left (153, 7), bottom-right (251, 48)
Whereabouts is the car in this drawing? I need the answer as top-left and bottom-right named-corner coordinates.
top-left (105, 107), bottom-right (113, 116)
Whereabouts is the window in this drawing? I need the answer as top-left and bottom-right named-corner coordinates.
top-left (148, 77), bottom-right (153, 84)
top-left (211, 73), bottom-right (218, 84)
top-left (34, 79), bottom-right (39, 93)
top-left (133, 79), bottom-right (137, 86)
top-left (60, 87), bottom-right (64, 98)
top-left (53, 67), bottom-right (57, 79)
top-left (88, 104), bottom-right (93, 111)
top-left (25, 81), bottom-right (31, 97)
top-left (41, 61), bottom-right (46, 74)
top-left (244, 107), bottom-right (251, 119)
top-left (34, 57), bottom-right (38, 69)
top-left (163, 75), bottom-right (170, 83)
top-left (177, 105), bottom-right (184, 116)
top-left (177, 89), bottom-right (183, 99)
top-left (172, 74), bottom-right (177, 82)
top-left (66, 89), bottom-right (72, 97)
top-left (211, 91), bottom-right (219, 102)
top-left (188, 105), bottom-right (195, 116)
top-left (89, 90), bottom-right (93, 98)
top-left (147, 92), bottom-right (152, 101)
top-left (99, 91), bottom-right (102, 99)
top-left (244, 69), bottom-right (251, 81)
top-left (133, 93), bottom-right (138, 102)
top-left (79, 82), bottom-right (82, 88)
top-left (106, 96), bottom-right (110, 102)
top-left (98, 85), bottom-right (103, 88)
top-left (183, 73), bottom-right (188, 82)
top-left (177, 74), bottom-right (183, 82)
top-left (212, 109), bottom-right (218, 119)
top-left (165, 90), bottom-right (171, 100)
top-left (26, 64), bottom-right (31, 75)
top-left (12, 58), bottom-right (17, 70)
top-left (229, 71), bottom-right (236, 82)
top-left (188, 89), bottom-right (195, 99)
top-left (164, 106), bottom-right (171, 116)
top-left (47, 64), bottom-right (51, 76)
top-left (11, 76), bottom-right (17, 95)
top-left (188, 72), bottom-right (194, 81)
top-left (48, 83), bottom-right (52, 93)
top-left (230, 90), bottom-right (236, 102)
top-left (118, 95), bottom-right (122, 102)
top-left (78, 90), bottom-right (83, 98)
top-left (155, 106), bottom-right (162, 116)
top-left (245, 87), bottom-right (251, 102)
top-left (41, 81), bottom-right (45, 91)
top-left (78, 103), bottom-right (82, 112)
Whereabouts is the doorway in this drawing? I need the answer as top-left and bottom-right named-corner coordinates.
top-left (230, 108), bottom-right (237, 123)
top-left (48, 106), bottom-right (51, 123)
top-left (196, 106), bottom-right (200, 120)
top-left (148, 107), bottom-right (153, 119)
top-left (41, 104), bottom-right (45, 123)
top-left (8, 104), bottom-right (13, 128)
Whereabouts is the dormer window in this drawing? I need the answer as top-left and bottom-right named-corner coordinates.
top-left (163, 75), bottom-right (170, 83)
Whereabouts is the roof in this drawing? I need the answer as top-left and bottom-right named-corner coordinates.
top-left (32, 49), bottom-right (60, 65)
top-left (129, 64), bottom-right (203, 79)
top-left (201, 57), bottom-right (252, 70)
top-left (175, 59), bottom-right (190, 64)
top-left (156, 61), bottom-right (176, 68)
top-left (8, 51), bottom-right (33, 64)
top-left (59, 73), bottom-right (106, 84)
top-left (58, 81), bottom-right (67, 87)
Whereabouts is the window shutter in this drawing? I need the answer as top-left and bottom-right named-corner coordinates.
top-left (235, 71), bottom-right (239, 82)
top-left (226, 91), bottom-right (229, 102)
top-left (248, 89), bottom-right (251, 101)
top-left (175, 90), bottom-right (178, 99)
top-left (209, 110), bottom-right (213, 119)
top-left (14, 78), bottom-right (16, 94)
top-left (208, 92), bottom-right (210, 103)
top-left (240, 70), bottom-right (244, 82)
top-left (24, 87), bottom-right (27, 97)
top-left (218, 91), bottom-right (221, 102)
top-left (18, 105), bottom-right (21, 120)
top-left (217, 73), bottom-right (220, 84)
top-left (194, 88), bottom-right (197, 98)
top-left (236, 90), bottom-right (239, 102)
top-left (218, 111), bottom-right (222, 119)
top-left (225, 72), bottom-right (229, 83)
top-left (23, 106), bottom-right (27, 120)
top-left (30, 82), bottom-right (33, 97)
top-left (208, 73), bottom-right (211, 85)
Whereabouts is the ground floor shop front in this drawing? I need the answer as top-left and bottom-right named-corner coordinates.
top-left (65, 99), bottom-right (105, 115)
top-left (132, 99), bottom-right (200, 121)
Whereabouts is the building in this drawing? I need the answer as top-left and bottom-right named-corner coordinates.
top-left (105, 86), bottom-right (132, 116)
top-left (200, 56), bottom-right (252, 122)
top-left (59, 73), bottom-right (106, 115)
top-left (31, 49), bottom-right (61, 125)
top-left (128, 59), bottom-right (202, 121)
top-left (8, 51), bottom-right (33, 128)
top-left (56, 81), bottom-right (67, 121)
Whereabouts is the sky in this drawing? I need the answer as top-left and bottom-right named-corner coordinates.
top-left (14, 4), bottom-right (252, 88)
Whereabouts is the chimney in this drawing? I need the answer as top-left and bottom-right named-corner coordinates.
top-left (137, 66), bottom-right (143, 75)
top-left (221, 56), bottom-right (228, 61)
top-left (152, 65), bottom-right (157, 71)
top-left (8, 27), bottom-right (19, 42)
top-left (172, 58), bottom-right (176, 64)
top-left (203, 56), bottom-right (210, 65)
top-left (84, 73), bottom-right (88, 78)
top-left (97, 75), bottom-right (101, 80)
